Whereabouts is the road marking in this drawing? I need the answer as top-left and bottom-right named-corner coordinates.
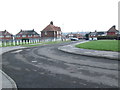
top-left (31, 61), bottom-right (37, 63)
top-left (11, 50), bottom-right (23, 53)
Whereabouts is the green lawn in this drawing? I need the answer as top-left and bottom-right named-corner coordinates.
top-left (75, 40), bottom-right (119, 52)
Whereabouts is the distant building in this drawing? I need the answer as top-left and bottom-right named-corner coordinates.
top-left (107, 25), bottom-right (119, 35)
top-left (89, 30), bottom-right (106, 40)
top-left (0, 30), bottom-right (13, 41)
top-left (41, 21), bottom-right (62, 39)
top-left (15, 29), bottom-right (40, 41)
top-left (66, 33), bottom-right (83, 39)
top-left (89, 31), bottom-right (98, 40)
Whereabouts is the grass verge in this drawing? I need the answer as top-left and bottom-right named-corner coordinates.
top-left (75, 40), bottom-right (119, 52)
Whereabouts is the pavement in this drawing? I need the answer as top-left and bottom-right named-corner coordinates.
top-left (58, 40), bottom-right (119, 60)
top-left (0, 46), bottom-right (26, 90)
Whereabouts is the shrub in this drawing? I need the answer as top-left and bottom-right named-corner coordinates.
top-left (97, 35), bottom-right (117, 40)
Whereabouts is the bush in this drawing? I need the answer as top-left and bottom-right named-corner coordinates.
top-left (97, 35), bottom-right (117, 40)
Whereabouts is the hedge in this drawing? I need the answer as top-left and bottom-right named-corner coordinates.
top-left (97, 35), bottom-right (120, 40)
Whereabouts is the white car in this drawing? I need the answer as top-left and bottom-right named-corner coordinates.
top-left (70, 38), bottom-right (79, 41)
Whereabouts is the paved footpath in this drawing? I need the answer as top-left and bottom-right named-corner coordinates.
top-left (0, 46), bottom-right (26, 90)
top-left (58, 41), bottom-right (119, 60)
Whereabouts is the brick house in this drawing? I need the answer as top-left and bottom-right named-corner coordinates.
top-left (15, 29), bottom-right (40, 41)
top-left (41, 21), bottom-right (62, 39)
top-left (107, 25), bottom-right (119, 35)
top-left (0, 30), bottom-right (13, 41)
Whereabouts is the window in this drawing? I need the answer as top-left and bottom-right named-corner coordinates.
top-left (28, 35), bottom-right (32, 37)
top-left (34, 35), bottom-right (38, 37)
top-left (6, 35), bottom-right (11, 37)
top-left (22, 35), bottom-right (26, 37)
top-left (45, 32), bottom-right (47, 35)
top-left (16, 35), bottom-right (20, 37)
top-left (0, 35), bottom-right (4, 38)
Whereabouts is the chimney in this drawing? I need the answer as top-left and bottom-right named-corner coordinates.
top-left (113, 25), bottom-right (116, 28)
top-left (50, 21), bottom-right (53, 25)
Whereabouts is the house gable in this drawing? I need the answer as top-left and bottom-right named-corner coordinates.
top-left (107, 25), bottom-right (119, 35)
top-left (41, 21), bottom-right (62, 38)
top-left (0, 30), bottom-right (13, 40)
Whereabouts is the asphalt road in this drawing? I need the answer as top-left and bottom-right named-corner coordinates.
top-left (2, 41), bottom-right (120, 88)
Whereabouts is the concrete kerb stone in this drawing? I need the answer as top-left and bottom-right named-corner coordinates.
top-left (0, 70), bottom-right (17, 90)
top-left (58, 41), bottom-right (119, 60)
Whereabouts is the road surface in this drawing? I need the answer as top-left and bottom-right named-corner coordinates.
top-left (2, 41), bottom-right (119, 88)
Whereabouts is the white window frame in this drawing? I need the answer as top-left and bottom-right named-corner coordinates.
top-left (6, 35), bottom-right (11, 37)
top-left (22, 35), bottom-right (26, 37)
top-left (0, 35), bottom-right (4, 38)
top-left (45, 32), bottom-right (47, 35)
top-left (34, 35), bottom-right (38, 37)
top-left (16, 35), bottom-right (20, 37)
top-left (28, 35), bottom-right (32, 37)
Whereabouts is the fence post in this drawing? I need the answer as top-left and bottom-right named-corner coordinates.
top-left (27, 40), bottom-right (29, 44)
top-left (29, 40), bottom-right (30, 44)
top-left (23, 40), bottom-right (25, 44)
top-left (13, 40), bottom-right (15, 46)
top-left (4, 41), bottom-right (7, 47)
top-left (16, 40), bottom-right (18, 45)
top-left (18, 40), bottom-right (20, 45)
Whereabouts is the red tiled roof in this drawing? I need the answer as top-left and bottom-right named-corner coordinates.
top-left (0, 30), bottom-right (13, 36)
top-left (16, 29), bottom-right (39, 35)
top-left (42, 23), bottom-right (61, 32)
top-left (107, 25), bottom-right (119, 32)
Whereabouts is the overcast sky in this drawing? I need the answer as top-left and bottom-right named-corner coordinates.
top-left (0, 0), bottom-right (119, 35)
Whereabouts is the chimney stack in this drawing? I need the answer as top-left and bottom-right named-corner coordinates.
top-left (50, 21), bottom-right (53, 25)
top-left (113, 25), bottom-right (116, 28)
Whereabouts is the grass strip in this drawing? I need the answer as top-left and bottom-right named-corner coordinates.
top-left (75, 40), bottom-right (119, 52)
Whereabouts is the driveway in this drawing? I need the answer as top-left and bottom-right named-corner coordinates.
top-left (2, 41), bottom-right (119, 88)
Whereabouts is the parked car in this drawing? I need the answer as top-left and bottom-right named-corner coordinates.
top-left (70, 38), bottom-right (79, 41)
